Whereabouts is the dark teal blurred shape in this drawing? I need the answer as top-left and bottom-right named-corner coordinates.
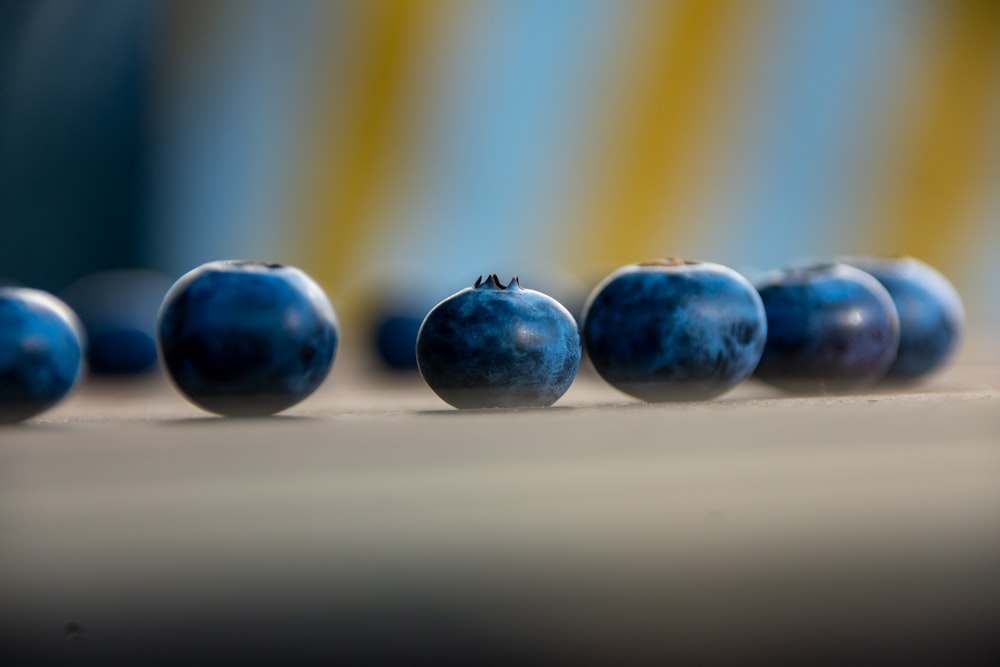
top-left (0, 1), bottom-right (159, 291)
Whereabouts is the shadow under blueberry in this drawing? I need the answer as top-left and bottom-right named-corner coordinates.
top-left (156, 413), bottom-right (317, 427)
top-left (0, 419), bottom-right (79, 431)
top-left (417, 404), bottom-right (579, 416)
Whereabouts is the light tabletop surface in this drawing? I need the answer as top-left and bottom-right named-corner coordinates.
top-left (2, 334), bottom-right (999, 664)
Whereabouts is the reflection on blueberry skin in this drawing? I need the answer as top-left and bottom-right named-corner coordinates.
top-left (841, 257), bottom-right (963, 380)
top-left (157, 261), bottom-right (338, 416)
top-left (417, 275), bottom-right (581, 409)
top-left (62, 270), bottom-right (172, 375)
top-left (755, 264), bottom-right (900, 393)
top-left (0, 287), bottom-right (83, 423)
top-left (582, 260), bottom-right (767, 402)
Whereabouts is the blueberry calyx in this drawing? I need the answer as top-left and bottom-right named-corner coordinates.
top-left (637, 258), bottom-right (697, 268)
top-left (473, 275), bottom-right (522, 291)
top-left (783, 262), bottom-right (839, 276)
top-left (225, 260), bottom-right (286, 270)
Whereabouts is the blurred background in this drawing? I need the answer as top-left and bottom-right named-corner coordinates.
top-left (2, 0), bottom-right (999, 349)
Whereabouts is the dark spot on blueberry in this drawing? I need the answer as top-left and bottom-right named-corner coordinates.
top-left (300, 345), bottom-right (316, 365)
top-left (175, 336), bottom-right (211, 368)
top-left (652, 365), bottom-right (675, 379)
top-left (732, 321), bottom-right (756, 345)
top-left (712, 351), bottom-right (726, 375)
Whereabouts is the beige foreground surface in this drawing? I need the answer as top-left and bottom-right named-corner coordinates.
top-left (2, 334), bottom-right (998, 663)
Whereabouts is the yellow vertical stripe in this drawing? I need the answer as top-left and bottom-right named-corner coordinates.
top-left (295, 0), bottom-right (430, 295)
top-left (573, 0), bottom-right (747, 267)
top-left (871, 1), bottom-right (1000, 266)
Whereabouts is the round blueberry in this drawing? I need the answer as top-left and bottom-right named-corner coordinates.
top-left (61, 269), bottom-right (172, 375)
top-left (840, 257), bottom-right (964, 380)
top-left (0, 287), bottom-right (84, 423)
top-left (582, 259), bottom-right (767, 402)
top-left (416, 275), bottom-right (581, 409)
top-left (157, 261), bottom-right (339, 416)
top-left (373, 312), bottom-right (423, 371)
top-left (366, 290), bottom-right (444, 373)
top-left (754, 263), bottom-right (900, 393)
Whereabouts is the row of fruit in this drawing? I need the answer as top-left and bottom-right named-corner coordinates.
top-left (0, 256), bottom-right (962, 421)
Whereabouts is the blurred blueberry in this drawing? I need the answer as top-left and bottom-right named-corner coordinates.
top-left (0, 287), bottom-right (84, 422)
top-left (365, 288), bottom-right (444, 373)
top-left (157, 261), bottom-right (339, 417)
top-left (583, 259), bottom-right (767, 402)
top-left (61, 269), bottom-right (172, 375)
top-left (841, 257), bottom-right (964, 380)
top-left (417, 275), bottom-right (581, 409)
top-left (373, 311), bottom-right (424, 372)
top-left (755, 263), bottom-right (900, 393)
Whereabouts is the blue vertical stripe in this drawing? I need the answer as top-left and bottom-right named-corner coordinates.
top-left (374, 0), bottom-right (631, 286)
top-left (695, 0), bottom-right (912, 274)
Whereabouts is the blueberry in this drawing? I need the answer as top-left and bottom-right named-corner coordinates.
top-left (367, 290), bottom-right (443, 373)
top-left (373, 312), bottom-right (423, 371)
top-left (754, 263), bottom-right (900, 393)
top-left (157, 261), bottom-right (339, 416)
top-left (61, 269), bottom-right (172, 375)
top-left (840, 257), bottom-right (964, 380)
top-left (416, 275), bottom-right (581, 409)
top-left (0, 287), bottom-right (84, 423)
top-left (582, 259), bottom-right (767, 402)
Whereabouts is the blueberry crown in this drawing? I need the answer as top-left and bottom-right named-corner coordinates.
top-left (473, 274), bottom-right (522, 290)
top-left (782, 262), bottom-right (842, 277)
top-left (224, 260), bottom-right (285, 269)
top-left (637, 258), bottom-right (697, 267)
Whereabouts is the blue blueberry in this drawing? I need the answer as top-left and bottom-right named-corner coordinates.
top-left (373, 311), bottom-right (423, 371)
top-left (582, 259), bottom-right (767, 402)
top-left (367, 290), bottom-right (444, 373)
top-left (754, 263), bottom-right (900, 393)
top-left (61, 269), bottom-right (172, 375)
top-left (841, 257), bottom-right (964, 380)
top-left (416, 275), bottom-right (581, 408)
top-left (157, 261), bottom-right (339, 416)
top-left (0, 287), bottom-right (83, 423)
